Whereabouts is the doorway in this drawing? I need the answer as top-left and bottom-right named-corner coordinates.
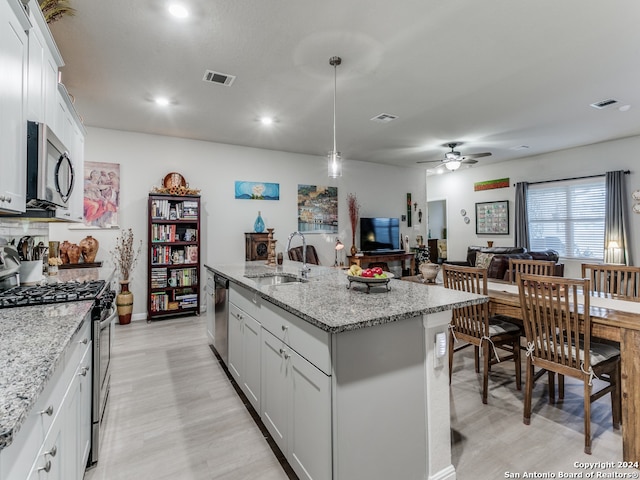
top-left (427, 199), bottom-right (447, 263)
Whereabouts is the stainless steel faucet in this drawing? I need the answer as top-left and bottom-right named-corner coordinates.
top-left (286, 231), bottom-right (311, 278)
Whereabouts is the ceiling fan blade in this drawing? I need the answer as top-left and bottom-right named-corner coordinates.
top-left (416, 158), bottom-right (445, 164)
top-left (461, 158), bottom-right (478, 165)
top-left (462, 152), bottom-right (492, 159)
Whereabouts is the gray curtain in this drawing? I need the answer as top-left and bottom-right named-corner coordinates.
top-left (514, 182), bottom-right (530, 251)
top-left (604, 170), bottom-right (631, 265)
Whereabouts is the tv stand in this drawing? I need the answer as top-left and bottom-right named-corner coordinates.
top-left (347, 252), bottom-right (415, 277)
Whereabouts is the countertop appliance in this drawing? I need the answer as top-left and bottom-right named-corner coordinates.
top-left (0, 277), bottom-right (116, 469)
top-left (26, 121), bottom-right (75, 209)
top-left (213, 274), bottom-right (229, 366)
top-left (0, 245), bottom-right (20, 290)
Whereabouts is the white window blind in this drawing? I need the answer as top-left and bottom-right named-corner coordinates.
top-left (527, 177), bottom-right (605, 260)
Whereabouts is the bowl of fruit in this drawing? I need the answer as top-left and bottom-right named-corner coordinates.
top-left (346, 265), bottom-right (394, 292)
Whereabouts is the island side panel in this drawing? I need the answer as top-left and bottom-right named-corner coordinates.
top-left (332, 315), bottom-right (452, 480)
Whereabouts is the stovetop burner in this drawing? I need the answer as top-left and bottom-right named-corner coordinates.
top-left (0, 280), bottom-right (106, 308)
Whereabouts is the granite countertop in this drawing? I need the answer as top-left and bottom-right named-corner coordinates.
top-left (0, 301), bottom-right (93, 451)
top-left (205, 261), bottom-right (487, 333)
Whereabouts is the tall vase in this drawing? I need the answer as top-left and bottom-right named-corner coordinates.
top-left (254, 211), bottom-right (265, 233)
top-left (116, 280), bottom-right (133, 325)
top-left (350, 233), bottom-right (357, 256)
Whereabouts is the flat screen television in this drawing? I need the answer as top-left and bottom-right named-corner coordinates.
top-left (359, 217), bottom-right (401, 253)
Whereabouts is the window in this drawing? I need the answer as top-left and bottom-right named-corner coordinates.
top-left (527, 177), bottom-right (605, 260)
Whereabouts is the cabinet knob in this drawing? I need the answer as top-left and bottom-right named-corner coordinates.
top-left (79, 338), bottom-right (88, 345)
top-left (78, 366), bottom-right (89, 376)
top-left (281, 325), bottom-right (288, 331)
top-left (38, 461), bottom-right (52, 473)
top-left (40, 405), bottom-right (54, 416)
top-left (279, 348), bottom-right (290, 359)
top-left (0, 195), bottom-right (5, 202)
top-left (44, 445), bottom-right (57, 457)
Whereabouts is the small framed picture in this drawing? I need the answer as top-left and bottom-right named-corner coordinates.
top-left (475, 200), bottom-right (509, 235)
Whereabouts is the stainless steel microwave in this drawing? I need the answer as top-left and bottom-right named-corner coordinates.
top-left (26, 121), bottom-right (75, 209)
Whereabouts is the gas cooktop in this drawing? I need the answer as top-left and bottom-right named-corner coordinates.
top-left (0, 280), bottom-right (106, 308)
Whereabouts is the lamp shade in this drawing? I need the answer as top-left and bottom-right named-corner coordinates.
top-left (445, 160), bottom-right (461, 171)
top-left (328, 151), bottom-right (342, 178)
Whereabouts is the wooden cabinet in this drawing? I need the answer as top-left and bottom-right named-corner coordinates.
top-left (0, 0), bottom-right (28, 214)
top-left (147, 194), bottom-right (201, 320)
top-left (245, 232), bottom-right (270, 261)
top-left (228, 302), bottom-right (261, 412)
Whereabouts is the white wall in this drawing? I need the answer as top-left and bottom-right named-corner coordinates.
top-left (426, 135), bottom-right (640, 277)
top-left (49, 127), bottom-right (428, 318)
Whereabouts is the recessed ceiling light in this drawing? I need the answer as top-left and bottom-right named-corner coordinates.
top-left (154, 97), bottom-right (170, 106)
top-left (168, 3), bottom-right (189, 18)
top-left (260, 116), bottom-right (274, 125)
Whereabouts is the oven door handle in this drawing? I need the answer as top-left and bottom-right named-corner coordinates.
top-left (100, 305), bottom-right (118, 329)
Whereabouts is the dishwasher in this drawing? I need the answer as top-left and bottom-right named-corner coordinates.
top-left (213, 274), bottom-right (229, 366)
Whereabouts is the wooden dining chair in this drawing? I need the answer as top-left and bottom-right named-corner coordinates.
top-left (517, 273), bottom-right (621, 454)
top-left (287, 245), bottom-right (320, 265)
top-left (581, 263), bottom-right (640, 300)
top-left (442, 264), bottom-right (521, 404)
top-left (508, 258), bottom-right (557, 283)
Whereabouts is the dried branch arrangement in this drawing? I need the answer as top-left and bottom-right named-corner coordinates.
top-left (111, 228), bottom-right (142, 281)
top-left (347, 193), bottom-right (360, 244)
top-left (39, 0), bottom-right (75, 24)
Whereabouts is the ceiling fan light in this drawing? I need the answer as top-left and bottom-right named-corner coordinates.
top-left (445, 160), bottom-right (461, 171)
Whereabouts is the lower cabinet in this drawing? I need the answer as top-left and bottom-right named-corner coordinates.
top-left (228, 301), bottom-right (261, 412)
top-left (261, 329), bottom-right (331, 480)
top-left (3, 319), bottom-right (92, 480)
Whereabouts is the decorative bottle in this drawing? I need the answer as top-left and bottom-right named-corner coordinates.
top-left (254, 211), bottom-right (265, 233)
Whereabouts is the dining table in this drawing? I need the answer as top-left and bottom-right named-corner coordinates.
top-left (487, 280), bottom-right (640, 463)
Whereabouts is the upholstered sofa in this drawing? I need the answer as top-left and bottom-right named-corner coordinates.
top-left (445, 246), bottom-right (564, 280)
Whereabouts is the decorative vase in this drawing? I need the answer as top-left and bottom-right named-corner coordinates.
top-left (350, 244), bottom-right (357, 256)
top-left (116, 280), bottom-right (133, 325)
top-left (487, 241), bottom-right (494, 248)
top-left (60, 240), bottom-right (71, 264)
top-left (68, 244), bottom-right (81, 264)
top-left (80, 235), bottom-right (99, 263)
top-left (254, 211), bottom-right (265, 233)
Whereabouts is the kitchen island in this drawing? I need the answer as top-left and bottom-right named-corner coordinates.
top-left (206, 261), bottom-right (488, 480)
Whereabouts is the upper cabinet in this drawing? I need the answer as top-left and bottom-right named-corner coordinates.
top-left (0, 0), bottom-right (29, 214)
top-left (0, 0), bottom-right (85, 221)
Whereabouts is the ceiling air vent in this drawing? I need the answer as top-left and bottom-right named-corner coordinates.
top-left (203, 70), bottom-right (236, 86)
top-left (370, 113), bottom-right (398, 123)
top-left (590, 99), bottom-right (618, 109)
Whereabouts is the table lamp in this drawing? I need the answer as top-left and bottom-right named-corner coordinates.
top-left (334, 238), bottom-right (344, 266)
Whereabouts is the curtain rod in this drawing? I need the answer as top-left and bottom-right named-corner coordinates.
top-left (513, 170), bottom-right (631, 186)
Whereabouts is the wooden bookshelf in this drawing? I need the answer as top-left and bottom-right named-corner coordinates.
top-left (147, 193), bottom-right (201, 320)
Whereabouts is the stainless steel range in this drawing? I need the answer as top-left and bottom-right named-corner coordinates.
top-left (0, 278), bottom-right (116, 468)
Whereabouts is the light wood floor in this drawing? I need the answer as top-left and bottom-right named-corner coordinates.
top-left (85, 316), bottom-right (634, 480)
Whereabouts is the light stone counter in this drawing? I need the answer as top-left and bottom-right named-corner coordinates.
top-left (205, 260), bottom-right (487, 333)
top-left (0, 301), bottom-right (93, 450)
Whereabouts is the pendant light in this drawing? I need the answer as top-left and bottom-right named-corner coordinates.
top-left (328, 56), bottom-right (342, 178)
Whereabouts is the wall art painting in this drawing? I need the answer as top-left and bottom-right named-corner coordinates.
top-left (235, 181), bottom-right (280, 200)
top-left (476, 200), bottom-right (509, 235)
top-left (297, 185), bottom-right (338, 234)
top-left (79, 161), bottom-right (120, 229)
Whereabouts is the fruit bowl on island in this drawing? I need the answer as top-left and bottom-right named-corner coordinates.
top-left (345, 265), bottom-right (394, 293)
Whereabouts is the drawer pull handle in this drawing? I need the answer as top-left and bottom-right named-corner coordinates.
top-left (40, 405), bottom-right (54, 416)
top-left (79, 338), bottom-right (88, 345)
top-left (38, 461), bottom-right (52, 473)
top-left (279, 348), bottom-right (291, 359)
top-left (78, 366), bottom-right (89, 376)
top-left (281, 325), bottom-right (288, 331)
top-left (45, 445), bottom-right (57, 457)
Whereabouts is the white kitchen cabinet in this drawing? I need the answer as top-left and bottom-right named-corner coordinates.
top-left (1, 316), bottom-right (92, 480)
top-left (261, 328), bottom-right (331, 480)
top-left (65, 118), bottom-right (85, 222)
top-left (228, 301), bottom-right (261, 412)
top-left (205, 271), bottom-right (215, 344)
top-left (0, 0), bottom-right (28, 214)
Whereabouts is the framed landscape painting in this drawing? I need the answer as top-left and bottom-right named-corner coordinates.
top-left (297, 185), bottom-right (338, 234)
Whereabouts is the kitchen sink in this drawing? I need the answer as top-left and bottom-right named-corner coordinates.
top-left (246, 274), bottom-right (307, 286)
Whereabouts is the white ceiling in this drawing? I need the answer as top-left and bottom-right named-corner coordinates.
top-left (48, 0), bottom-right (640, 171)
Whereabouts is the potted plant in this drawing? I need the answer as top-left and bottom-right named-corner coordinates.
top-left (111, 228), bottom-right (142, 325)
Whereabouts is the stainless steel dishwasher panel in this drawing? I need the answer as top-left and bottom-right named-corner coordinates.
top-left (213, 274), bottom-right (229, 366)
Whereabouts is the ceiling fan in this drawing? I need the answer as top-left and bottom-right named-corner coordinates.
top-left (417, 142), bottom-right (492, 171)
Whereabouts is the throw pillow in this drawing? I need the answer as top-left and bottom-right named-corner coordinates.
top-left (475, 252), bottom-right (495, 270)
